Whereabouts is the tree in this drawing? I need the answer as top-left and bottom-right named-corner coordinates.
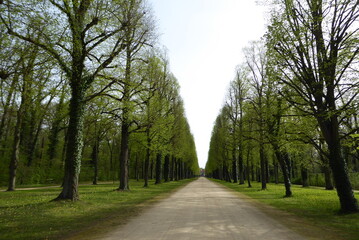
top-left (6, 43), bottom-right (43, 191)
top-left (267, 0), bottom-right (359, 212)
top-left (1, 0), bottom-right (131, 200)
top-left (245, 41), bottom-right (268, 190)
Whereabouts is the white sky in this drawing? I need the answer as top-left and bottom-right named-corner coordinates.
top-left (149, 0), bottom-right (267, 168)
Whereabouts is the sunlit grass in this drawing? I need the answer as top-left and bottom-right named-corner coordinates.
top-left (0, 179), bottom-right (194, 240)
top-left (213, 179), bottom-right (359, 240)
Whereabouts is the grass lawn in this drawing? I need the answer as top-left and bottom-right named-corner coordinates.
top-left (0, 179), bottom-right (194, 240)
top-left (212, 179), bottom-right (359, 240)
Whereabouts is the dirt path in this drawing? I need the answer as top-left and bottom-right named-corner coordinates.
top-left (98, 177), bottom-right (306, 240)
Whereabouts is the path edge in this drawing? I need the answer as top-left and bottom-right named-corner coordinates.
top-left (209, 178), bottom-right (346, 240)
top-left (62, 178), bottom-right (198, 240)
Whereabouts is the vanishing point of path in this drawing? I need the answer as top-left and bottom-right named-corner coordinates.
top-left (100, 178), bottom-right (306, 240)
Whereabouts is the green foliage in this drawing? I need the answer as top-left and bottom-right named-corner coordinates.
top-left (0, 1), bottom-right (200, 191)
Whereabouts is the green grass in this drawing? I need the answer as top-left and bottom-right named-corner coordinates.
top-left (212, 179), bottom-right (359, 240)
top-left (0, 179), bottom-right (194, 240)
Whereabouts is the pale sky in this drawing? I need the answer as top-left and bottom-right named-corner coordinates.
top-left (149, 0), bottom-right (267, 168)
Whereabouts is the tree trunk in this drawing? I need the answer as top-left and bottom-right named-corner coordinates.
top-left (47, 88), bottom-right (66, 165)
top-left (265, 157), bottom-right (270, 183)
top-left (251, 164), bottom-right (255, 181)
top-left (323, 165), bottom-right (334, 190)
top-left (54, 88), bottom-right (85, 201)
top-left (179, 160), bottom-right (182, 180)
top-left (118, 122), bottom-right (130, 191)
top-left (155, 152), bottom-right (162, 184)
top-left (274, 160), bottom-right (279, 184)
top-left (61, 128), bottom-right (68, 164)
top-left (246, 140), bottom-right (252, 188)
top-left (273, 148), bottom-right (292, 197)
top-left (26, 114), bottom-right (46, 167)
top-left (174, 158), bottom-right (178, 181)
top-left (0, 106), bottom-right (13, 157)
top-left (0, 74), bottom-right (17, 143)
top-left (232, 149), bottom-right (238, 183)
top-left (320, 119), bottom-right (358, 212)
top-left (260, 143), bottom-right (266, 190)
top-left (177, 160), bottom-right (181, 180)
top-left (164, 154), bottom-right (170, 182)
top-left (285, 157), bottom-right (292, 180)
top-left (92, 136), bottom-right (99, 185)
top-left (143, 132), bottom-right (151, 187)
top-left (238, 151), bottom-right (245, 184)
top-left (170, 156), bottom-right (175, 181)
top-left (7, 106), bottom-right (23, 191)
top-left (301, 166), bottom-right (309, 187)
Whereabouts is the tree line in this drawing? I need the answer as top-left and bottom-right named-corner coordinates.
top-left (0, 0), bottom-right (199, 201)
top-left (206, 0), bottom-right (359, 213)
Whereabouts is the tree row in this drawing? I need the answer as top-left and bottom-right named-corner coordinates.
top-left (0, 0), bottom-right (199, 201)
top-left (206, 0), bottom-right (359, 213)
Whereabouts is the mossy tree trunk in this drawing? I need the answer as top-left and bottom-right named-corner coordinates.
top-left (55, 86), bottom-right (86, 200)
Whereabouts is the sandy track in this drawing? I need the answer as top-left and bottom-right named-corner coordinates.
top-left (100, 177), bottom-right (305, 240)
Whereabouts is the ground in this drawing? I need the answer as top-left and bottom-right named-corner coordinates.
top-left (66, 177), bottom-right (328, 240)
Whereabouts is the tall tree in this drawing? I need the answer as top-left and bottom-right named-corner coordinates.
top-left (1, 0), bottom-right (129, 200)
top-left (245, 41), bottom-right (268, 190)
top-left (267, 0), bottom-right (359, 212)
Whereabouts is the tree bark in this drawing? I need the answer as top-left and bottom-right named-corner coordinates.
top-left (118, 121), bottom-right (130, 191)
top-left (265, 157), bottom-right (270, 183)
top-left (7, 105), bottom-right (23, 191)
top-left (323, 165), bottom-right (334, 190)
top-left (0, 74), bottom-right (17, 143)
top-left (174, 158), bottom-right (178, 181)
top-left (238, 151), bottom-right (245, 184)
top-left (319, 119), bottom-right (358, 212)
top-left (164, 154), bottom-right (170, 182)
top-left (92, 136), bottom-right (100, 185)
top-left (301, 166), bottom-right (309, 187)
top-left (274, 160), bottom-right (279, 184)
top-left (170, 156), bottom-right (175, 181)
top-left (273, 148), bottom-right (292, 197)
top-left (55, 87), bottom-right (85, 201)
top-left (260, 143), bottom-right (267, 190)
top-left (232, 149), bottom-right (238, 183)
top-left (246, 139), bottom-right (252, 188)
top-left (155, 152), bottom-right (162, 184)
top-left (144, 130), bottom-right (151, 187)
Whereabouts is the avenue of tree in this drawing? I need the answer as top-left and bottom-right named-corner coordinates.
top-left (206, 0), bottom-right (359, 213)
top-left (0, 0), bottom-right (199, 201)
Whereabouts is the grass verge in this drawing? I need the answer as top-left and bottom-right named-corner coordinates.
top-left (212, 179), bottom-right (359, 240)
top-left (0, 179), bottom-right (194, 240)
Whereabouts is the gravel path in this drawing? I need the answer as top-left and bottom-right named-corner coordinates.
top-left (100, 177), bottom-right (306, 240)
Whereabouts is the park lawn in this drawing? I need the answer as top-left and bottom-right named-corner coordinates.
top-left (0, 179), bottom-right (194, 240)
top-left (213, 179), bottom-right (359, 240)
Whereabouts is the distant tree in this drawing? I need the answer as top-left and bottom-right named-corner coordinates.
top-left (244, 41), bottom-right (268, 190)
